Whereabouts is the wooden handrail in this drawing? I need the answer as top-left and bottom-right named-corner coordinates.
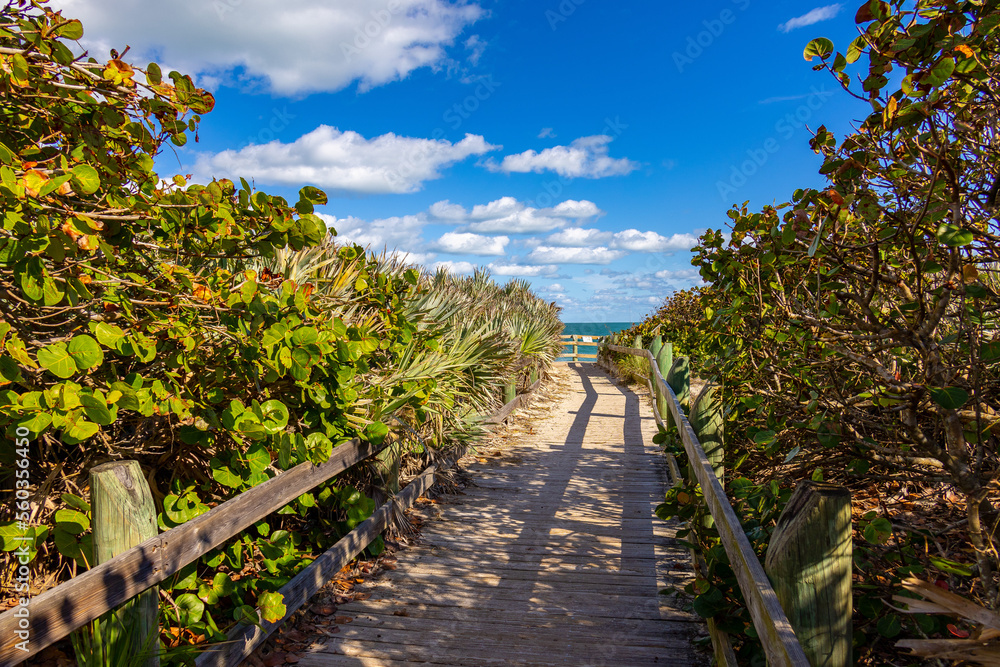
top-left (0, 374), bottom-right (548, 667)
top-left (604, 344), bottom-right (810, 667)
top-left (0, 438), bottom-right (384, 665)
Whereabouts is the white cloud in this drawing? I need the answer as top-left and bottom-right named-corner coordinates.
top-left (654, 268), bottom-right (703, 281)
top-left (463, 35), bottom-right (486, 66)
top-left (545, 228), bottom-right (611, 247)
top-left (542, 228), bottom-right (696, 252)
top-left (546, 200), bottom-right (604, 218)
top-left (526, 246), bottom-right (626, 265)
top-left (389, 250), bottom-right (437, 266)
top-left (321, 213), bottom-right (428, 253)
top-left (427, 200), bottom-right (469, 221)
top-left (610, 230), bottom-right (698, 253)
top-left (55, 0), bottom-right (485, 95)
top-left (488, 263), bottom-right (559, 277)
top-left (538, 127), bottom-right (556, 139)
top-left (435, 232), bottom-right (509, 255)
top-left (428, 196), bottom-right (603, 233)
top-left (488, 135), bottom-right (639, 179)
top-left (433, 260), bottom-right (477, 274)
top-left (778, 5), bottom-right (842, 32)
top-left (194, 126), bottom-right (497, 194)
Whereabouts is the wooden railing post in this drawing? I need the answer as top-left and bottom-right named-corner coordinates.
top-left (90, 460), bottom-right (160, 667)
top-left (690, 383), bottom-right (724, 486)
top-left (666, 356), bottom-right (690, 414)
top-left (765, 482), bottom-right (853, 667)
top-left (503, 381), bottom-right (517, 405)
top-left (655, 342), bottom-right (673, 422)
top-left (572, 336), bottom-right (579, 362)
top-left (649, 335), bottom-right (662, 359)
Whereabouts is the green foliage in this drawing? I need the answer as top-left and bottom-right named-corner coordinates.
top-left (637, 0), bottom-right (1000, 661)
top-left (0, 2), bottom-right (564, 662)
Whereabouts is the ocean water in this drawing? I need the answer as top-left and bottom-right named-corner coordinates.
top-left (557, 321), bottom-right (634, 362)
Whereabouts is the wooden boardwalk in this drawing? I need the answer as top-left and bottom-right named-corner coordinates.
top-left (299, 363), bottom-right (704, 666)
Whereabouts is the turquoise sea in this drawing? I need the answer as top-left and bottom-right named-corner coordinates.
top-left (557, 322), bottom-right (634, 362)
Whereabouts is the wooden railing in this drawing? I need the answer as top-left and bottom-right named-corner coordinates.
top-left (600, 342), bottom-right (813, 667)
top-left (0, 382), bottom-right (542, 667)
top-left (558, 334), bottom-right (603, 362)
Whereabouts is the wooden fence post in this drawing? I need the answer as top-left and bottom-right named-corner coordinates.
top-left (666, 356), bottom-right (690, 414)
top-left (655, 342), bottom-right (673, 422)
top-left (690, 383), bottom-right (724, 486)
top-left (572, 336), bottom-right (579, 362)
top-left (90, 460), bottom-right (160, 667)
top-left (503, 381), bottom-right (517, 405)
top-left (764, 481), bottom-right (853, 667)
top-left (648, 336), bottom-right (663, 410)
top-left (649, 335), bottom-right (662, 359)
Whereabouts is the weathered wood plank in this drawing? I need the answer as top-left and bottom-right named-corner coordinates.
top-left (0, 437), bottom-right (382, 666)
top-left (194, 465), bottom-right (439, 667)
top-left (90, 461), bottom-right (160, 667)
top-left (306, 363), bottom-right (702, 667)
top-left (608, 344), bottom-right (809, 667)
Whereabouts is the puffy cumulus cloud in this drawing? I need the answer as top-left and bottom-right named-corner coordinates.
top-left (542, 228), bottom-right (696, 252)
top-left (654, 268), bottom-right (703, 281)
top-left (544, 228), bottom-right (611, 247)
top-left (610, 230), bottom-right (698, 253)
top-left (526, 246), bottom-right (626, 265)
top-left (428, 196), bottom-right (603, 233)
top-left (778, 5), bottom-right (842, 32)
top-left (547, 200), bottom-right (604, 218)
top-left (488, 135), bottom-right (639, 179)
top-left (389, 250), bottom-right (437, 266)
top-left (320, 213), bottom-right (428, 252)
top-left (194, 127), bottom-right (497, 194)
top-left (487, 263), bottom-right (559, 277)
top-left (434, 232), bottom-right (508, 255)
top-left (432, 260), bottom-right (477, 274)
top-left (54, 0), bottom-right (485, 95)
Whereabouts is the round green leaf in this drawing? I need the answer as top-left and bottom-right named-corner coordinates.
top-left (929, 386), bottom-right (969, 410)
top-left (922, 57), bottom-right (956, 88)
top-left (937, 223), bottom-right (973, 247)
top-left (80, 393), bottom-right (115, 425)
top-left (68, 335), bottom-right (103, 370)
top-left (53, 19), bottom-right (84, 40)
top-left (803, 38), bottom-right (835, 61)
top-left (259, 399), bottom-right (289, 431)
top-left (175, 593), bottom-right (205, 625)
top-left (37, 343), bottom-right (76, 378)
top-left (70, 164), bottom-right (100, 195)
top-left (257, 591), bottom-right (286, 623)
top-left (94, 323), bottom-right (126, 348)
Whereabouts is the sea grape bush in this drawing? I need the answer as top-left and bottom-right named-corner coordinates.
top-left (634, 0), bottom-right (1000, 662)
top-left (0, 1), bottom-right (562, 660)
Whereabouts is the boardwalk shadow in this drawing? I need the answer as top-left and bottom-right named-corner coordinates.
top-left (316, 363), bottom-right (700, 665)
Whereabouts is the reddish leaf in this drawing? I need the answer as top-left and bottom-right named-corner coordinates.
top-left (947, 624), bottom-right (970, 638)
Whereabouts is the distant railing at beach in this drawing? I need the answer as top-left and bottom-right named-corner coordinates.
top-left (558, 334), bottom-right (603, 362)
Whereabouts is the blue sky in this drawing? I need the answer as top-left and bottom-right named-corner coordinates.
top-left (54, 0), bottom-right (870, 322)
